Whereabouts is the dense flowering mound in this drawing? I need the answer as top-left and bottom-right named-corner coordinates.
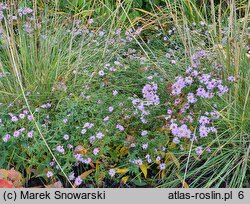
top-left (165, 51), bottom-right (235, 154)
top-left (0, 2), bottom-right (246, 188)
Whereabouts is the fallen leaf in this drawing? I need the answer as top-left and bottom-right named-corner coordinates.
top-left (80, 169), bottom-right (94, 179)
top-left (0, 180), bottom-right (14, 188)
top-left (116, 168), bottom-right (129, 174)
top-left (139, 164), bottom-right (147, 178)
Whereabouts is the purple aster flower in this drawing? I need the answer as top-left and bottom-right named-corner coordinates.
top-left (142, 143), bottom-right (148, 150)
top-left (11, 116), bottom-right (18, 122)
top-left (198, 116), bottom-right (210, 125)
top-left (56, 145), bottom-right (65, 154)
top-left (199, 125), bottom-right (209, 137)
top-left (46, 171), bottom-right (53, 178)
top-left (69, 172), bottom-right (75, 181)
top-left (27, 115), bottom-right (33, 121)
top-left (195, 146), bottom-right (203, 155)
top-left (196, 87), bottom-right (206, 97)
top-left (96, 132), bottom-right (104, 139)
top-left (23, 109), bottom-right (28, 115)
top-left (141, 130), bottom-right (148, 136)
top-left (142, 83), bottom-right (160, 105)
top-left (156, 156), bottom-right (161, 162)
top-left (173, 137), bottom-right (180, 144)
top-left (82, 157), bottom-right (92, 164)
top-left (81, 128), bottom-right (87, 134)
top-left (228, 76), bottom-right (235, 82)
top-left (209, 126), bottom-right (217, 133)
top-left (159, 163), bottom-right (166, 170)
top-left (63, 134), bottom-right (69, 140)
top-left (19, 113), bottom-right (25, 119)
top-left (165, 53), bottom-right (171, 58)
top-left (113, 90), bottom-right (118, 96)
top-left (74, 176), bottom-right (82, 186)
top-left (109, 169), bottom-right (116, 177)
top-left (191, 70), bottom-right (199, 76)
top-left (207, 79), bottom-right (217, 90)
top-left (206, 147), bottom-right (211, 153)
top-left (217, 84), bottom-right (229, 96)
top-left (187, 92), bottom-right (197, 103)
top-left (185, 76), bottom-right (193, 84)
top-left (116, 124), bottom-right (124, 131)
top-left (170, 123), bottom-right (178, 136)
top-left (98, 70), bottom-right (104, 76)
top-left (13, 130), bottom-right (20, 137)
top-left (67, 144), bottom-right (73, 149)
top-left (3, 134), bottom-right (11, 142)
top-left (89, 136), bottom-right (96, 144)
top-left (108, 106), bottom-right (114, 112)
top-left (167, 109), bottom-right (172, 115)
top-left (27, 131), bottom-right (33, 138)
top-left (174, 98), bottom-right (181, 105)
top-left (93, 148), bottom-right (99, 155)
top-left (103, 116), bottom-right (109, 122)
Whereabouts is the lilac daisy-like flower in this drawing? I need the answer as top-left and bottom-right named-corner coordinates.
top-left (27, 131), bottom-right (33, 138)
top-left (98, 70), bottom-right (105, 76)
top-left (109, 169), bottom-right (116, 177)
top-left (56, 145), bottom-right (65, 154)
top-left (3, 134), bottom-right (11, 142)
top-left (63, 134), bottom-right (69, 140)
top-left (81, 128), bottom-right (87, 135)
top-left (167, 109), bottom-right (172, 115)
top-left (69, 172), bottom-right (75, 181)
top-left (108, 106), bottom-right (114, 112)
top-left (196, 87), bottom-right (206, 97)
top-left (156, 156), bottom-right (161, 162)
top-left (46, 171), bottom-right (53, 178)
top-left (228, 76), bottom-right (235, 82)
top-left (170, 123), bottom-right (178, 136)
top-left (27, 115), bottom-right (33, 121)
top-left (198, 116), bottom-right (210, 125)
top-left (173, 137), bottom-right (180, 144)
top-left (113, 90), bottom-right (118, 96)
top-left (187, 92), bottom-right (197, 103)
top-left (141, 130), bottom-right (148, 136)
top-left (206, 147), bottom-right (211, 153)
top-left (11, 116), bottom-right (18, 122)
top-left (13, 130), bottom-right (20, 137)
top-left (67, 144), bottom-right (73, 149)
top-left (103, 116), bottom-right (109, 122)
top-left (142, 143), bottom-right (148, 150)
top-left (74, 176), bottom-right (82, 186)
top-left (195, 146), bottom-right (203, 155)
top-left (96, 132), bottom-right (104, 139)
top-left (19, 113), bottom-right (25, 119)
top-left (63, 118), bottom-right (68, 123)
top-left (217, 84), bottom-right (229, 96)
top-left (82, 157), bottom-right (92, 164)
top-left (93, 148), bottom-right (99, 155)
top-left (116, 124), bottom-right (124, 131)
top-left (199, 125), bottom-right (209, 138)
top-left (185, 76), bottom-right (193, 84)
top-left (159, 163), bottom-right (166, 170)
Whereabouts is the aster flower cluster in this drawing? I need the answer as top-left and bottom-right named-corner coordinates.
top-left (0, 3), bottom-right (40, 36)
top-left (132, 82), bottom-right (160, 123)
top-left (165, 51), bottom-right (235, 155)
top-left (1, 108), bottom-right (35, 143)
